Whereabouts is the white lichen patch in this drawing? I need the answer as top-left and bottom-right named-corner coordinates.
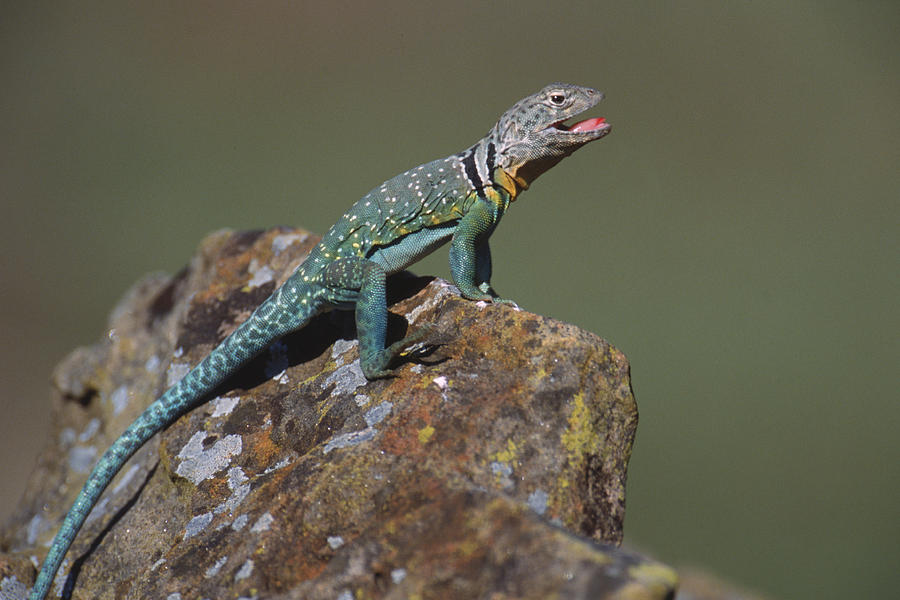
top-left (0, 574), bottom-right (28, 599)
top-left (323, 360), bottom-right (367, 396)
top-left (84, 497), bottom-right (110, 526)
top-left (175, 432), bottom-right (243, 485)
top-left (26, 514), bottom-right (43, 545)
top-left (231, 514), bottom-right (249, 531)
top-left (145, 354), bottom-right (161, 372)
top-left (364, 402), bottom-right (392, 427)
top-left (166, 362), bottom-right (190, 387)
top-left (59, 428), bottom-right (76, 445)
top-left (205, 555), bottom-right (228, 579)
top-left (491, 461), bottom-right (512, 477)
top-left (527, 489), bottom-right (549, 515)
top-left (213, 467), bottom-right (250, 515)
top-left (68, 446), bottom-right (98, 474)
top-left (330, 338), bottom-right (358, 364)
top-left (322, 428), bottom-right (376, 454)
top-left (246, 259), bottom-right (275, 289)
top-left (205, 555), bottom-right (228, 578)
top-left (250, 512), bottom-right (274, 533)
top-left (391, 568), bottom-right (407, 584)
top-left (272, 233), bottom-right (307, 255)
top-left (211, 395), bottom-right (241, 418)
top-left (406, 282), bottom-right (455, 323)
top-left (112, 464), bottom-right (142, 494)
top-left (262, 455), bottom-right (294, 475)
top-left (327, 535), bottom-right (344, 549)
top-left (51, 558), bottom-right (70, 598)
top-left (491, 462), bottom-right (514, 489)
top-left (184, 512), bottom-right (214, 539)
top-left (110, 385), bottom-right (130, 416)
top-left (235, 559), bottom-right (254, 581)
top-left (78, 418), bottom-right (101, 442)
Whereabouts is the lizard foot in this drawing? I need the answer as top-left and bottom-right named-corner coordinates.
top-left (489, 297), bottom-right (520, 309)
top-left (361, 324), bottom-right (435, 379)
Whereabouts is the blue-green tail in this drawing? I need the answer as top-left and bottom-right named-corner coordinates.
top-left (30, 285), bottom-right (318, 599)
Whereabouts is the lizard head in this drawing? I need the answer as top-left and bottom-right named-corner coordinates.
top-left (492, 83), bottom-right (611, 190)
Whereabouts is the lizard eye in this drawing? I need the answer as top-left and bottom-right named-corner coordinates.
top-left (549, 93), bottom-right (567, 106)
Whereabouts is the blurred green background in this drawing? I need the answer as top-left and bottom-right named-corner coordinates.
top-left (2, 2), bottom-right (897, 598)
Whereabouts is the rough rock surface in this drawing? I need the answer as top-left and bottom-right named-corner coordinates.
top-left (1, 228), bottom-right (677, 599)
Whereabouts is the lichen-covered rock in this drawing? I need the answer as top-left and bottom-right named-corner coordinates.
top-left (1, 228), bottom-right (676, 599)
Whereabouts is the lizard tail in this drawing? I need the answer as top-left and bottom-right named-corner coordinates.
top-left (29, 402), bottom-right (175, 599)
top-left (30, 286), bottom-right (319, 599)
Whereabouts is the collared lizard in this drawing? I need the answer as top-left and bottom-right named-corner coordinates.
top-left (29, 82), bottom-right (610, 599)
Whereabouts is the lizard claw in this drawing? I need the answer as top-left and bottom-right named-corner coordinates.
top-left (361, 323), bottom-right (436, 379)
top-left (490, 297), bottom-right (519, 309)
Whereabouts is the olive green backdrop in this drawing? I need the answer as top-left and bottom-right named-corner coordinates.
top-left (2, 2), bottom-right (897, 599)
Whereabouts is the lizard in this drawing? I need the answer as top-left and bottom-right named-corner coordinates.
top-left (28, 82), bottom-right (611, 599)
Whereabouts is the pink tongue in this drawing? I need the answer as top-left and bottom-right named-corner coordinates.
top-left (569, 117), bottom-right (606, 132)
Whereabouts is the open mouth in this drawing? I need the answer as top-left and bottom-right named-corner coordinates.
top-left (552, 116), bottom-right (608, 133)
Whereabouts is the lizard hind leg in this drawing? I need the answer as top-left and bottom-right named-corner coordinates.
top-left (321, 257), bottom-right (429, 379)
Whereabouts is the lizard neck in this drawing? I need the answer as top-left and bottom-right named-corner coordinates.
top-left (492, 167), bottom-right (528, 200)
top-left (462, 136), bottom-right (527, 204)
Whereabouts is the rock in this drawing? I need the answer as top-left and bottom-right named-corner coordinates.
top-left (1, 228), bottom-right (676, 599)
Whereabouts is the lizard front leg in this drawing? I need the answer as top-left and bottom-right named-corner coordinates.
top-left (473, 238), bottom-right (507, 301)
top-left (321, 257), bottom-right (430, 379)
top-left (449, 196), bottom-right (512, 303)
